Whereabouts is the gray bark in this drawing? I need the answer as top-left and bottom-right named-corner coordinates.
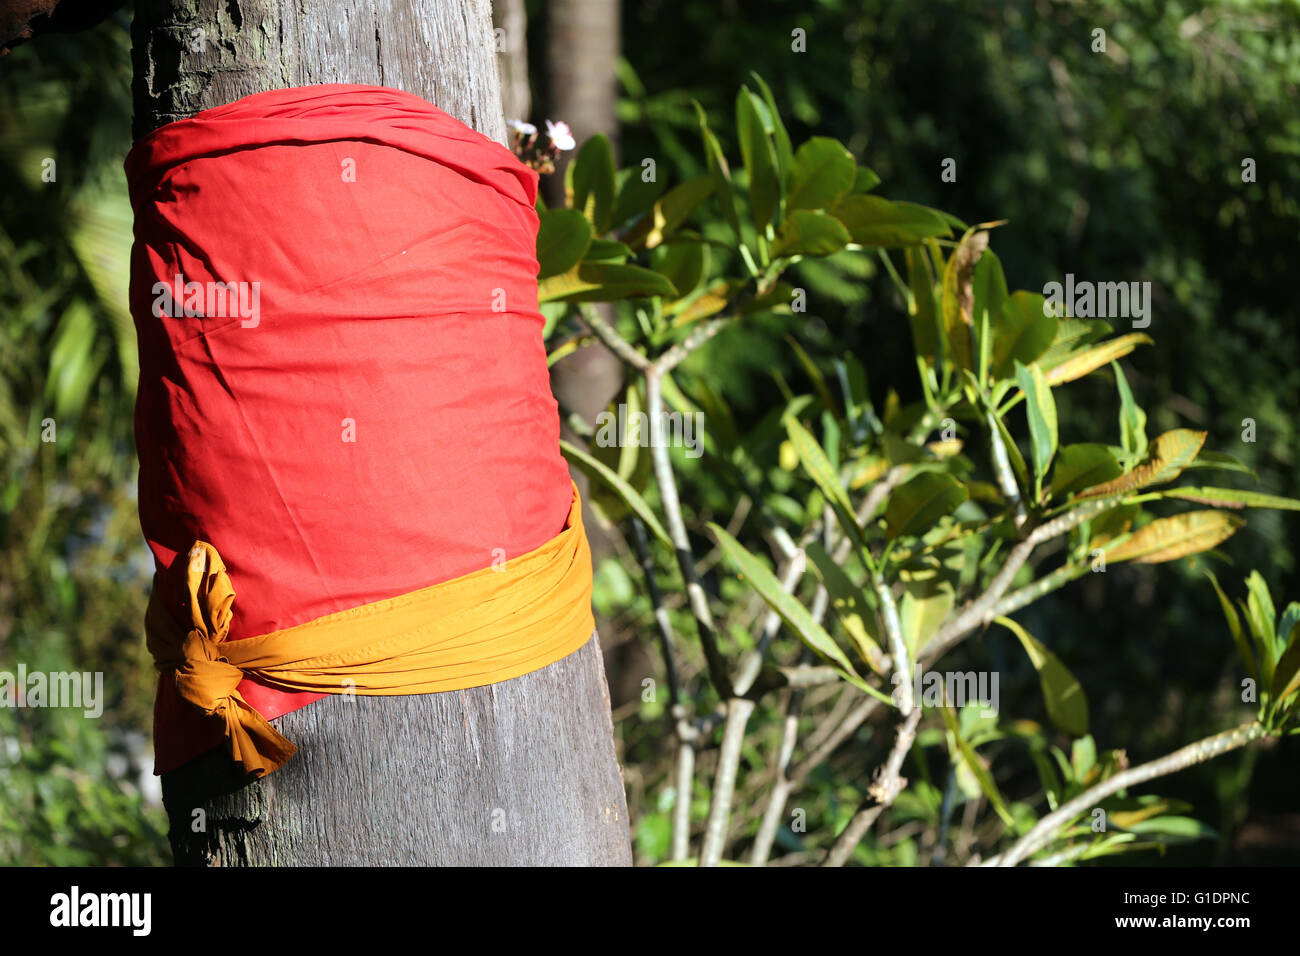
top-left (545, 0), bottom-right (625, 598)
top-left (491, 0), bottom-right (529, 122)
top-left (136, 0), bottom-right (631, 866)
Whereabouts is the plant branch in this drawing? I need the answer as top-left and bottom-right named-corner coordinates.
top-left (822, 706), bottom-right (924, 866)
top-left (699, 697), bottom-right (757, 866)
top-left (991, 721), bottom-right (1267, 867)
top-left (579, 303), bottom-right (651, 370)
top-left (657, 316), bottom-right (735, 373)
top-left (749, 686), bottom-right (805, 866)
top-left (646, 367), bottom-right (733, 698)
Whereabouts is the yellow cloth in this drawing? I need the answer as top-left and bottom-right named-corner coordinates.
top-left (146, 486), bottom-right (595, 778)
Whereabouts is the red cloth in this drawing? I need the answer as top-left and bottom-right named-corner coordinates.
top-left (124, 85), bottom-right (571, 774)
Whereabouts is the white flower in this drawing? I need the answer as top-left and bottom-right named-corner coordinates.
top-left (507, 118), bottom-right (537, 136)
top-left (546, 119), bottom-right (576, 151)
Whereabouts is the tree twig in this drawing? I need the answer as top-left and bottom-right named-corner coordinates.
top-left (990, 721), bottom-right (1267, 867)
top-left (822, 706), bottom-right (924, 866)
top-left (579, 303), bottom-right (651, 371)
top-left (699, 697), bottom-right (756, 866)
top-left (645, 367), bottom-right (733, 698)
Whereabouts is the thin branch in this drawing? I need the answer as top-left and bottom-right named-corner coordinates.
top-left (875, 575), bottom-right (912, 714)
top-left (630, 516), bottom-right (681, 705)
top-left (749, 687), bottom-right (804, 866)
top-left (657, 316), bottom-right (734, 373)
top-left (991, 721), bottom-right (1267, 867)
top-left (670, 711), bottom-right (698, 862)
top-left (579, 303), bottom-right (651, 370)
top-left (699, 697), bottom-right (757, 866)
top-left (646, 367), bottom-right (733, 698)
top-left (822, 706), bottom-right (924, 866)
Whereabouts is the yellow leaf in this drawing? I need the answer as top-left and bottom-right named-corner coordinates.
top-left (1077, 429), bottom-right (1207, 498)
top-left (1104, 510), bottom-right (1243, 564)
top-left (1044, 333), bottom-right (1154, 386)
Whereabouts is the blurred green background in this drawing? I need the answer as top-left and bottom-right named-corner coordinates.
top-left (1, 0), bottom-right (1296, 865)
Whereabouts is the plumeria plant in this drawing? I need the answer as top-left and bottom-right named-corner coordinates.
top-left (509, 117), bottom-right (576, 174)
top-left (536, 74), bottom-right (1300, 866)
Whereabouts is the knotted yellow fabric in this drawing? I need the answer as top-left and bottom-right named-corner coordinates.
top-left (146, 486), bottom-right (595, 778)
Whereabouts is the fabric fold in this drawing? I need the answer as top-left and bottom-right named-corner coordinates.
top-left (126, 85), bottom-right (579, 775)
top-left (146, 487), bottom-right (594, 778)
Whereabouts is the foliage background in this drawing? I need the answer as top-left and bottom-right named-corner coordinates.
top-left (0, 0), bottom-right (1296, 865)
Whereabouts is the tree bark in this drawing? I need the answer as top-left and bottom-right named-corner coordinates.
top-left (490, 0), bottom-right (528, 122)
top-left (135, 0), bottom-right (631, 866)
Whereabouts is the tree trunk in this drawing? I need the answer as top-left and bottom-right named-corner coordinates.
top-left (135, 0), bottom-right (631, 866)
top-left (491, 0), bottom-right (529, 123)
top-left (543, 0), bottom-right (647, 706)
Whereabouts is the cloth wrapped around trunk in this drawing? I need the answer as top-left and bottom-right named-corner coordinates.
top-left (124, 85), bottom-right (590, 776)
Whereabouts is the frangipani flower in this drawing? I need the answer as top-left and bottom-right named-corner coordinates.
top-left (545, 119), bottom-right (576, 151)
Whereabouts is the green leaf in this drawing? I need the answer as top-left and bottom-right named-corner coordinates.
top-left (559, 439), bottom-right (670, 546)
top-left (746, 72), bottom-right (794, 177)
top-left (885, 472), bottom-right (969, 540)
top-left (905, 247), bottom-right (939, 361)
top-left (538, 261), bottom-right (678, 303)
top-left (1072, 735), bottom-right (1097, 780)
top-left (972, 251), bottom-right (1008, 384)
top-left (708, 524), bottom-right (871, 688)
top-left (939, 704), bottom-right (1015, 828)
top-left (651, 242), bottom-right (708, 300)
top-left (1244, 570), bottom-right (1278, 658)
top-left (584, 238), bottom-right (632, 263)
top-left (1038, 319), bottom-right (1112, 371)
top-left (1121, 816), bottom-right (1217, 840)
top-left (694, 101), bottom-right (741, 237)
top-left (829, 195), bottom-right (951, 248)
top-left (785, 415), bottom-right (875, 562)
top-left (609, 166), bottom-right (667, 230)
top-left (805, 542), bottom-right (886, 674)
top-left (1113, 361), bottom-right (1148, 462)
top-left (536, 208), bottom-right (592, 280)
top-left (622, 175), bottom-right (715, 251)
top-left (46, 302), bottom-right (104, 419)
top-left (772, 209), bottom-right (851, 257)
top-left (1280, 604), bottom-right (1300, 651)
top-left (784, 416), bottom-right (852, 517)
top-left (1182, 450), bottom-right (1256, 479)
top-left (1159, 487), bottom-right (1300, 511)
top-left (992, 291), bottom-right (1058, 379)
top-left (736, 88), bottom-right (781, 230)
top-left (1050, 444), bottom-right (1122, 499)
top-left (1270, 625), bottom-right (1300, 706)
top-left (851, 165), bottom-right (881, 193)
top-left (1015, 360), bottom-right (1057, 498)
top-left (568, 133), bottom-right (616, 232)
top-left (1044, 333), bottom-right (1154, 387)
top-left (899, 579), bottom-right (954, 657)
top-left (785, 137), bottom-right (856, 211)
top-left (1104, 510), bottom-right (1244, 564)
top-left (998, 616), bottom-right (1089, 737)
